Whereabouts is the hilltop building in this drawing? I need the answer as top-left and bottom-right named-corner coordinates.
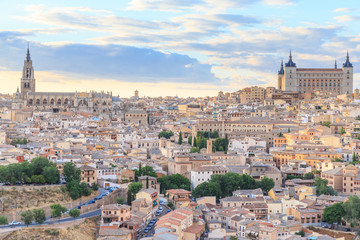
top-left (277, 51), bottom-right (353, 95)
top-left (12, 46), bottom-right (112, 113)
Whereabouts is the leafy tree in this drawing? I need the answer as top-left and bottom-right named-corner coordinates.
top-left (192, 182), bottom-right (222, 199)
top-left (190, 147), bottom-right (200, 153)
top-left (50, 204), bottom-right (67, 221)
top-left (0, 216), bottom-right (8, 225)
top-left (196, 136), bottom-right (207, 150)
top-left (303, 172), bottom-right (314, 179)
top-left (116, 197), bottom-right (125, 204)
top-left (188, 136), bottom-right (192, 145)
top-left (21, 210), bottom-right (34, 227)
top-left (193, 137), bottom-right (197, 147)
top-left (31, 175), bottom-right (39, 184)
top-left (167, 202), bottom-right (174, 209)
top-left (43, 166), bottom-right (60, 184)
top-left (146, 177), bottom-right (149, 189)
top-left (295, 230), bottom-right (305, 237)
top-left (158, 131), bottom-right (174, 139)
top-left (33, 208), bottom-right (46, 225)
top-left (352, 153), bottom-right (358, 162)
top-left (322, 203), bottom-right (344, 225)
top-left (211, 172), bottom-right (242, 198)
top-left (178, 131), bottom-right (183, 145)
top-left (321, 121), bottom-right (331, 128)
top-left (314, 177), bottom-right (337, 196)
top-left (69, 209), bottom-right (80, 220)
top-left (141, 166), bottom-right (157, 178)
top-left (91, 182), bottom-right (99, 191)
top-left (343, 195), bottom-right (360, 227)
top-left (38, 175), bottom-right (46, 184)
top-left (10, 138), bottom-right (28, 146)
top-left (259, 177), bottom-right (275, 194)
top-left (158, 174), bottom-right (191, 194)
top-left (67, 180), bottom-right (81, 200)
top-left (279, 132), bottom-right (283, 137)
top-left (340, 128), bottom-right (346, 134)
top-left (79, 182), bottom-right (92, 196)
top-left (30, 157), bottom-right (52, 175)
top-left (127, 182), bottom-right (143, 204)
top-left (63, 162), bottom-right (81, 183)
top-left (238, 174), bottom-right (257, 190)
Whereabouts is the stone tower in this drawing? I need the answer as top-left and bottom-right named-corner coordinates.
top-left (135, 89), bottom-right (139, 100)
top-left (342, 51), bottom-right (353, 95)
top-left (283, 51), bottom-right (297, 91)
top-left (206, 139), bottom-right (213, 154)
top-left (20, 44), bottom-right (35, 98)
top-left (277, 60), bottom-right (284, 90)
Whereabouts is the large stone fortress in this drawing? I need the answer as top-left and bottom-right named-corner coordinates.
top-left (277, 52), bottom-right (353, 95)
top-left (12, 47), bottom-right (112, 113)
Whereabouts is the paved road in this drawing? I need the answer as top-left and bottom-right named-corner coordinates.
top-left (0, 209), bottom-right (101, 229)
top-left (138, 204), bottom-right (172, 238)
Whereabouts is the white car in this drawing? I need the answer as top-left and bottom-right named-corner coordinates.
top-left (9, 221), bottom-right (21, 226)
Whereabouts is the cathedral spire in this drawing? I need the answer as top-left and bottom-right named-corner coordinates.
top-left (26, 42), bottom-right (31, 61)
top-left (335, 59), bottom-right (337, 69)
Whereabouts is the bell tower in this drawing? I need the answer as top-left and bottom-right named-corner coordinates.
top-left (20, 44), bottom-right (35, 98)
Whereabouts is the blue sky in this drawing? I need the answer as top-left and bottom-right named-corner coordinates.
top-left (1, 0), bottom-right (360, 97)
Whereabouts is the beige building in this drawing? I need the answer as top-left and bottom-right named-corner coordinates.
top-left (101, 204), bottom-right (131, 223)
top-left (240, 86), bottom-right (266, 104)
top-left (81, 165), bottom-right (97, 185)
top-left (278, 52), bottom-right (353, 95)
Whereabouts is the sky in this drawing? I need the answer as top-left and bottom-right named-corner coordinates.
top-left (1, 0), bottom-right (360, 97)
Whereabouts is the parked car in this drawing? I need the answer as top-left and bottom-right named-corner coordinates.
top-left (167, 210), bottom-right (171, 213)
top-left (156, 212), bottom-right (161, 216)
top-left (9, 221), bottom-right (21, 226)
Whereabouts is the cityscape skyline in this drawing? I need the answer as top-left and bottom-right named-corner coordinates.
top-left (1, 1), bottom-right (360, 97)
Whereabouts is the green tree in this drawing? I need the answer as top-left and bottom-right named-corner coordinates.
top-left (158, 131), bottom-right (174, 139)
top-left (295, 230), bottom-right (305, 237)
top-left (33, 208), bottom-right (46, 225)
top-left (116, 197), bottom-right (125, 204)
top-left (43, 166), bottom-right (60, 184)
top-left (259, 177), bottom-right (275, 194)
top-left (352, 153), bottom-right (358, 162)
top-left (31, 175), bottom-right (39, 184)
top-left (314, 177), bottom-right (337, 196)
top-left (30, 157), bottom-right (52, 175)
top-left (343, 195), bottom-right (360, 227)
top-left (303, 172), bottom-right (314, 179)
top-left (158, 174), bottom-right (191, 194)
top-left (127, 182), bottom-right (143, 204)
top-left (0, 216), bottom-right (8, 225)
top-left (141, 166), bottom-right (157, 178)
top-left (21, 210), bottom-right (34, 227)
top-left (66, 180), bottom-right (81, 200)
top-left (79, 182), bottom-right (92, 196)
top-left (322, 203), bottom-right (344, 225)
top-left (322, 121), bottom-right (331, 128)
top-left (340, 128), bottom-right (346, 134)
top-left (146, 177), bottom-right (149, 189)
top-left (50, 204), bottom-right (67, 221)
top-left (188, 136), bottom-right (192, 145)
top-left (69, 209), bottom-right (80, 221)
top-left (190, 147), bottom-right (200, 153)
top-left (178, 131), bottom-right (183, 145)
top-left (167, 202), bottom-right (174, 209)
top-left (37, 175), bottom-right (46, 184)
top-left (192, 182), bottom-right (222, 199)
top-left (91, 182), bottom-right (99, 191)
top-left (63, 162), bottom-right (81, 183)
